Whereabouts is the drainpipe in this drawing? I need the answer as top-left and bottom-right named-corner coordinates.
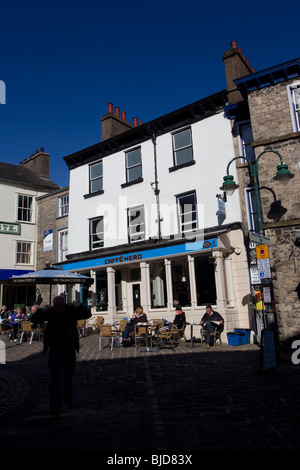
top-left (151, 132), bottom-right (162, 240)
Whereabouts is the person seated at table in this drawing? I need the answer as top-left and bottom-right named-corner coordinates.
top-left (122, 306), bottom-right (148, 345)
top-left (172, 305), bottom-right (186, 331)
top-left (9, 307), bottom-right (24, 341)
top-left (27, 305), bottom-right (44, 328)
top-left (0, 305), bottom-right (12, 329)
top-left (200, 304), bottom-right (224, 349)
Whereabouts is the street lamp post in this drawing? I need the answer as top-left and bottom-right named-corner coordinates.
top-left (220, 150), bottom-right (294, 236)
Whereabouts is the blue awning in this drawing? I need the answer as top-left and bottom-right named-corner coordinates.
top-left (0, 269), bottom-right (34, 281)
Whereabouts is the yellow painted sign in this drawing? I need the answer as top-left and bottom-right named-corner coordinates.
top-left (256, 244), bottom-right (269, 259)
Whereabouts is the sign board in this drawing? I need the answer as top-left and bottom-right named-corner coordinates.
top-left (0, 221), bottom-right (21, 235)
top-left (250, 267), bottom-right (261, 285)
top-left (43, 229), bottom-right (53, 252)
top-left (249, 232), bottom-right (270, 246)
top-left (256, 244), bottom-right (269, 259)
top-left (257, 258), bottom-right (271, 279)
top-left (263, 286), bottom-right (272, 303)
top-left (217, 199), bottom-right (226, 215)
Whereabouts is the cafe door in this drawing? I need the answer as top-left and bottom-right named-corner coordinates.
top-left (132, 284), bottom-right (141, 310)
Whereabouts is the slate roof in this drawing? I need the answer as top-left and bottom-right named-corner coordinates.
top-left (0, 162), bottom-right (60, 190)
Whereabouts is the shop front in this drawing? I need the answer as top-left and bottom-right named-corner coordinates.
top-left (60, 235), bottom-right (240, 327)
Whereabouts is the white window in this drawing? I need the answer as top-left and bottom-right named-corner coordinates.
top-left (89, 161), bottom-right (103, 193)
top-left (128, 206), bottom-right (145, 242)
top-left (125, 148), bottom-right (142, 183)
top-left (173, 128), bottom-right (193, 166)
top-left (58, 229), bottom-right (68, 262)
top-left (90, 217), bottom-right (104, 250)
top-left (177, 191), bottom-right (197, 236)
top-left (16, 241), bottom-right (32, 264)
top-left (57, 194), bottom-right (69, 217)
top-left (288, 83), bottom-right (300, 132)
top-left (17, 195), bottom-right (33, 222)
top-left (238, 122), bottom-right (255, 161)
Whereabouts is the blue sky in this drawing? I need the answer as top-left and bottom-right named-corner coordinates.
top-left (0, 0), bottom-right (299, 188)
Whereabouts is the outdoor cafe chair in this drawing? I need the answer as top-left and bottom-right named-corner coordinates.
top-left (173, 323), bottom-right (187, 343)
top-left (154, 324), bottom-right (177, 351)
top-left (0, 323), bottom-right (13, 340)
top-left (77, 319), bottom-right (87, 337)
top-left (19, 321), bottom-right (42, 344)
top-left (134, 322), bottom-right (152, 349)
top-left (99, 324), bottom-right (119, 351)
top-left (201, 324), bottom-right (224, 346)
top-left (87, 315), bottom-right (104, 334)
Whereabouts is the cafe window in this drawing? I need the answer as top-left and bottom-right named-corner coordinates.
top-left (171, 257), bottom-right (191, 307)
top-left (96, 271), bottom-right (108, 311)
top-left (150, 261), bottom-right (167, 308)
top-left (194, 255), bottom-right (216, 306)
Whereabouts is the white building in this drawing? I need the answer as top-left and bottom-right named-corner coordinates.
top-left (62, 93), bottom-right (251, 336)
top-left (0, 149), bottom-right (59, 309)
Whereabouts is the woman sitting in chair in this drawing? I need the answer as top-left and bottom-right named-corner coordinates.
top-left (122, 306), bottom-right (147, 346)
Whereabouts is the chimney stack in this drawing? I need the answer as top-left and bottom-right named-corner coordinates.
top-left (222, 41), bottom-right (254, 104)
top-left (19, 148), bottom-right (50, 179)
top-left (101, 103), bottom-right (136, 141)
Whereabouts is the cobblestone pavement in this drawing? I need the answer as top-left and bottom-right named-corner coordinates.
top-left (0, 332), bottom-right (300, 459)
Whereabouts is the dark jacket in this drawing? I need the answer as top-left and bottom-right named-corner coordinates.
top-left (129, 313), bottom-right (148, 332)
top-left (31, 303), bottom-right (91, 354)
top-left (173, 312), bottom-right (186, 329)
top-left (201, 310), bottom-right (224, 329)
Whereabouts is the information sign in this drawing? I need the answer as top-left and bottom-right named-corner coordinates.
top-left (257, 258), bottom-right (271, 279)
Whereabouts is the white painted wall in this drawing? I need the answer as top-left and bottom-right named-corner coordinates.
top-left (0, 182), bottom-right (46, 270)
top-left (68, 111), bottom-right (241, 256)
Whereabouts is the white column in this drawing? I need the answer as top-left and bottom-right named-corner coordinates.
top-left (106, 267), bottom-right (117, 320)
top-left (213, 250), bottom-right (227, 309)
top-left (140, 262), bottom-right (151, 314)
top-left (165, 259), bottom-right (173, 311)
top-left (90, 270), bottom-right (97, 315)
top-left (187, 255), bottom-right (197, 309)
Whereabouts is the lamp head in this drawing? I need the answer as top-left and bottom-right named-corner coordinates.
top-left (219, 175), bottom-right (239, 196)
top-left (273, 163), bottom-right (294, 185)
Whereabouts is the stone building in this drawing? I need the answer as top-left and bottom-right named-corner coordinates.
top-left (223, 42), bottom-right (300, 344)
top-left (0, 149), bottom-right (59, 309)
top-left (36, 187), bottom-right (69, 305)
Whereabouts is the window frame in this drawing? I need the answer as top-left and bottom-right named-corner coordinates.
top-left (287, 82), bottom-right (300, 132)
top-left (57, 228), bottom-right (68, 262)
top-left (176, 191), bottom-right (198, 237)
top-left (16, 241), bottom-right (33, 265)
top-left (237, 121), bottom-right (255, 162)
top-left (17, 194), bottom-right (33, 223)
top-left (172, 127), bottom-right (194, 167)
top-left (128, 205), bottom-right (145, 243)
top-left (89, 216), bottom-right (104, 251)
top-left (57, 194), bottom-right (69, 218)
top-left (89, 160), bottom-right (103, 194)
top-left (125, 147), bottom-right (142, 184)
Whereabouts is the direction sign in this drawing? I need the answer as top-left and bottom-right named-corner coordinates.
top-left (249, 232), bottom-right (270, 246)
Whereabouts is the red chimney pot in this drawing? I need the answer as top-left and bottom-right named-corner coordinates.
top-left (108, 103), bottom-right (113, 114)
top-left (121, 111), bottom-right (127, 121)
top-left (231, 41), bottom-right (237, 49)
top-left (133, 117), bottom-right (138, 127)
top-left (115, 106), bottom-right (120, 117)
